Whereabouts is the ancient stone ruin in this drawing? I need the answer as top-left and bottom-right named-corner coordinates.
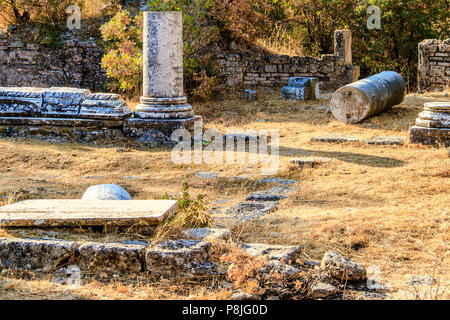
top-left (410, 101), bottom-right (450, 146)
top-left (418, 39), bottom-right (450, 92)
top-left (217, 30), bottom-right (359, 90)
top-left (281, 77), bottom-right (320, 100)
top-left (0, 11), bottom-right (198, 144)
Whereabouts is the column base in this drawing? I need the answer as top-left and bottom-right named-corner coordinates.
top-left (134, 96), bottom-right (194, 119)
top-left (124, 116), bottom-right (201, 145)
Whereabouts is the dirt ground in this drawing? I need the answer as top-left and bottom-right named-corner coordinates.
top-left (0, 89), bottom-right (448, 300)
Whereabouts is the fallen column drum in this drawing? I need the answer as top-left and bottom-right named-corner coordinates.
top-left (330, 71), bottom-right (406, 123)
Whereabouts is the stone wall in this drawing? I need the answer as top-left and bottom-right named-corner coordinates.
top-left (0, 32), bottom-right (107, 91)
top-left (418, 39), bottom-right (450, 92)
top-left (216, 30), bottom-right (360, 91)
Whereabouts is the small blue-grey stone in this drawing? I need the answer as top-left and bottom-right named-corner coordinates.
top-left (81, 184), bottom-right (132, 200)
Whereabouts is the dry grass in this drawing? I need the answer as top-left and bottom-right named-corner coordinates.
top-left (0, 89), bottom-right (449, 300)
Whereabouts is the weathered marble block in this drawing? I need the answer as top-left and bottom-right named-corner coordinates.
top-left (0, 87), bottom-right (131, 121)
top-left (281, 77), bottom-right (320, 100)
top-left (0, 237), bottom-right (77, 270)
top-left (0, 200), bottom-right (177, 227)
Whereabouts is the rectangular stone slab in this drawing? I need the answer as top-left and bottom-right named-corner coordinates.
top-left (0, 200), bottom-right (177, 227)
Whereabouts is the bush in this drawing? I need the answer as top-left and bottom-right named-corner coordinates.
top-left (100, 10), bottom-right (143, 96)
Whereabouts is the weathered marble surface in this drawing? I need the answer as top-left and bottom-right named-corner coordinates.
top-left (281, 77), bottom-right (320, 100)
top-left (0, 200), bottom-right (177, 227)
top-left (330, 71), bottom-right (406, 124)
top-left (226, 201), bottom-right (279, 222)
top-left (135, 11), bottom-right (194, 119)
top-left (0, 87), bottom-right (131, 120)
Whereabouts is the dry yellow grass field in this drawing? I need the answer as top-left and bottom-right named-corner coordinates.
top-left (0, 89), bottom-right (448, 300)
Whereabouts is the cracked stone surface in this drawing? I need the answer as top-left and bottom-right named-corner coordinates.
top-left (0, 237), bottom-right (77, 270)
top-left (78, 242), bottom-right (145, 273)
top-left (246, 186), bottom-right (292, 202)
top-left (321, 251), bottom-right (366, 282)
top-left (241, 243), bottom-right (302, 262)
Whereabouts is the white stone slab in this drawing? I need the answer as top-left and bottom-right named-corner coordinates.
top-left (0, 200), bottom-right (177, 227)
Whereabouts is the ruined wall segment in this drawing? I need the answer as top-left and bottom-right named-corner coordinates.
top-left (216, 30), bottom-right (360, 91)
top-left (0, 32), bottom-right (107, 91)
top-left (418, 39), bottom-right (450, 92)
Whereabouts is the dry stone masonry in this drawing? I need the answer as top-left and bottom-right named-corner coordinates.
top-left (217, 30), bottom-right (359, 91)
top-left (0, 32), bottom-right (106, 91)
top-left (418, 39), bottom-right (450, 92)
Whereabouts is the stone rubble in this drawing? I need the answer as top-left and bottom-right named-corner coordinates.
top-left (320, 250), bottom-right (367, 282)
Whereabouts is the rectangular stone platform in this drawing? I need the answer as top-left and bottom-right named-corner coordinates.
top-left (0, 200), bottom-right (177, 227)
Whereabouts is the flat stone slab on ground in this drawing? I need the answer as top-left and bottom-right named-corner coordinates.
top-left (256, 177), bottom-right (296, 185)
top-left (0, 237), bottom-right (77, 270)
top-left (0, 200), bottom-right (177, 227)
top-left (241, 243), bottom-right (302, 261)
top-left (311, 282), bottom-right (338, 299)
top-left (290, 157), bottom-right (332, 168)
top-left (226, 201), bottom-right (279, 222)
top-left (246, 186), bottom-right (292, 202)
top-left (310, 134), bottom-right (360, 143)
top-left (182, 228), bottom-right (231, 240)
top-left (195, 172), bottom-right (221, 179)
top-left (364, 136), bottom-right (405, 146)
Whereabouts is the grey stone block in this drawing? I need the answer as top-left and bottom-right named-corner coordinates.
top-left (0, 237), bottom-right (77, 270)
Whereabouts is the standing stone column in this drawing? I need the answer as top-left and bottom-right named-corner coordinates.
top-left (135, 11), bottom-right (193, 119)
top-left (124, 11), bottom-right (199, 144)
